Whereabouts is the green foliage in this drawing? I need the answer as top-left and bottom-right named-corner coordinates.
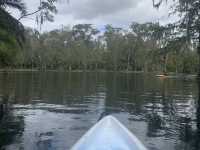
top-left (0, 0), bottom-right (198, 74)
top-left (0, 0), bottom-right (67, 68)
top-left (0, 29), bottom-right (20, 67)
top-left (0, 8), bottom-right (25, 47)
top-left (35, 0), bottom-right (58, 29)
top-left (152, 0), bottom-right (200, 74)
top-left (3, 23), bottom-right (194, 74)
top-left (152, 0), bottom-right (200, 48)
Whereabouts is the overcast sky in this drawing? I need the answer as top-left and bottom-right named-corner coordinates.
top-left (16, 0), bottom-right (176, 31)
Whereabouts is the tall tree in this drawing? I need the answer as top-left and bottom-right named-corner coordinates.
top-left (72, 24), bottom-right (99, 70)
top-left (152, 0), bottom-right (200, 73)
top-left (104, 25), bottom-right (124, 71)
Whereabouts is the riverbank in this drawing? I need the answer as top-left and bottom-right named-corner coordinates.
top-left (0, 69), bottom-right (198, 77)
top-left (0, 69), bottom-right (145, 73)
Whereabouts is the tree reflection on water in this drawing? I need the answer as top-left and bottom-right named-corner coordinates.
top-left (0, 72), bottom-right (199, 150)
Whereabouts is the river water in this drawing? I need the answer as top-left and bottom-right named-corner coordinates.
top-left (0, 71), bottom-right (199, 150)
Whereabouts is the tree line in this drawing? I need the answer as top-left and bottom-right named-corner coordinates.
top-left (0, 23), bottom-right (198, 73)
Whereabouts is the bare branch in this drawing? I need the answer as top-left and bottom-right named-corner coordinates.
top-left (18, 8), bottom-right (42, 21)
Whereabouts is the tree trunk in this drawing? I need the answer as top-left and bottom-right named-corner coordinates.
top-left (176, 60), bottom-right (178, 74)
top-left (164, 54), bottom-right (168, 74)
top-left (175, 51), bottom-right (178, 74)
top-left (95, 63), bottom-right (98, 71)
top-left (43, 63), bottom-right (47, 71)
top-left (83, 63), bottom-right (87, 72)
top-left (198, 32), bottom-right (200, 77)
top-left (69, 64), bottom-right (72, 72)
top-left (144, 61), bottom-right (148, 73)
top-left (163, 54), bottom-right (168, 75)
top-left (134, 52), bottom-right (136, 72)
top-left (127, 49), bottom-right (131, 72)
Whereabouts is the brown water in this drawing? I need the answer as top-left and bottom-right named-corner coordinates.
top-left (0, 71), bottom-right (199, 150)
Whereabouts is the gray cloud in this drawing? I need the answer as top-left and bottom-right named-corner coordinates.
top-left (58, 0), bottom-right (139, 19)
top-left (18, 0), bottom-right (174, 31)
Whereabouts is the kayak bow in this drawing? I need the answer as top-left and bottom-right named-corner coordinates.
top-left (71, 115), bottom-right (147, 150)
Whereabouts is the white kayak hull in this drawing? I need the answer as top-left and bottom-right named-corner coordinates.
top-left (71, 115), bottom-right (147, 150)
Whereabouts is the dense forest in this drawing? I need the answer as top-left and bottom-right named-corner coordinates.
top-left (0, 0), bottom-right (200, 74)
top-left (0, 23), bottom-right (199, 73)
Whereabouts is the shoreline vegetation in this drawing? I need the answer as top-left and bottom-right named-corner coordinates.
top-left (0, 68), bottom-right (197, 78)
top-left (0, 23), bottom-right (199, 75)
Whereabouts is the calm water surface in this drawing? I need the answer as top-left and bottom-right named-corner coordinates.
top-left (0, 72), bottom-right (199, 150)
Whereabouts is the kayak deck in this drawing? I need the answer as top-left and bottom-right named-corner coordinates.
top-left (71, 115), bottom-right (147, 150)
